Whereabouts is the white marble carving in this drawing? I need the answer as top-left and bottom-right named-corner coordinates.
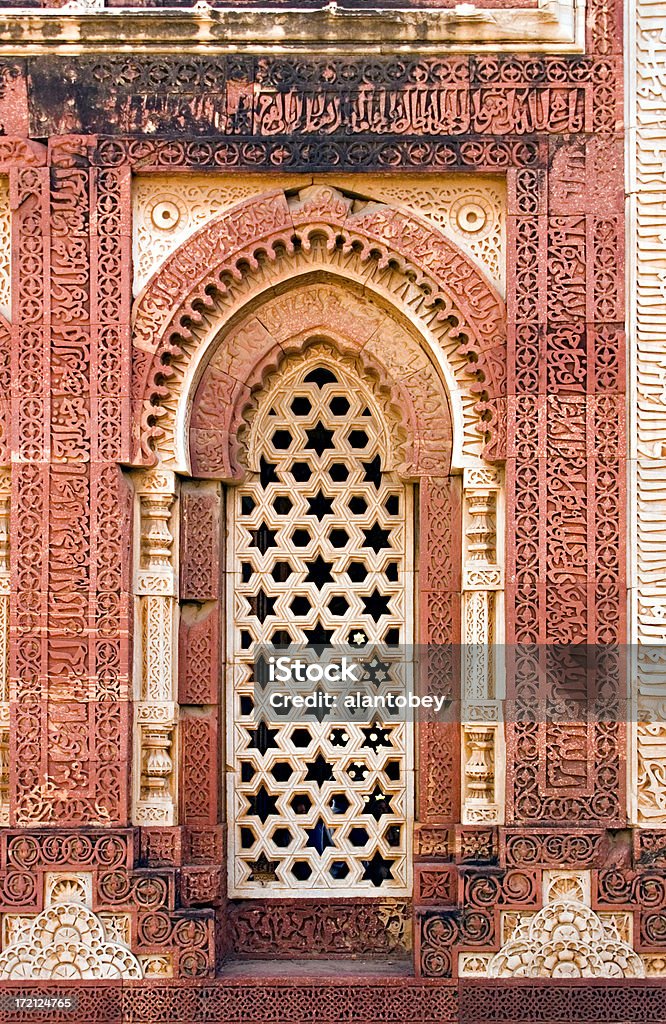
top-left (0, 178), bottom-right (9, 323)
top-left (0, 873), bottom-right (142, 980)
top-left (461, 467), bottom-right (504, 824)
top-left (132, 471), bottom-right (178, 826)
top-left (629, 0), bottom-right (666, 825)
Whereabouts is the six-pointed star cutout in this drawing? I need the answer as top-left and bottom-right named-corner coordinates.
top-left (304, 752), bottom-right (335, 787)
top-left (247, 589), bottom-right (277, 623)
top-left (305, 818), bottom-right (336, 854)
top-left (250, 522), bottom-right (277, 555)
top-left (306, 491), bottom-right (334, 520)
top-left (247, 721), bottom-right (279, 756)
top-left (361, 850), bottom-right (395, 886)
top-left (247, 853), bottom-right (279, 881)
top-left (305, 554), bottom-right (335, 587)
top-left (304, 621), bottom-right (334, 646)
top-left (361, 588), bottom-right (391, 621)
top-left (363, 522), bottom-right (391, 554)
top-left (306, 422), bottom-right (335, 456)
top-left (362, 454), bottom-right (382, 489)
top-left (246, 785), bottom-right (278, 822)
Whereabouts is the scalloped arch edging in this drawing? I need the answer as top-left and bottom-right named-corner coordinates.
top-left (131, 185), bottom-right (507, 469)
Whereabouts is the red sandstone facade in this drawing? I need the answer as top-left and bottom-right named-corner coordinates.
top-left (0, 0), bottom-right (663, 1020)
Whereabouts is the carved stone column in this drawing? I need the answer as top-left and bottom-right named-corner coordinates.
top-left (133, 470), bottom-right (178, 825)
top-left (461, 467), bottom-right (503, 824)
top-left (0, 468), bottom-right (9, 825)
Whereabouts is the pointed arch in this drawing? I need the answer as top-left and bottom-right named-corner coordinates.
top-left (130, 185), bottom-right (507, 471)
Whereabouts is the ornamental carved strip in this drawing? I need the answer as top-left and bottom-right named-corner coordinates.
top-left (10, 159), bottom-right (49, 826)
top-left (179, 484), bottom-right (221, 828)
top-left (419, 475), bottom-right (461, 826)
top-left (10, 138), bottom-right (132, 826)
top-left (228, 898), bottom-right (411, 958)
top-left (505, 133), bottom-right (626, 826)
top-left (4, 979), bottom-right (666, 1024)
top-left (29, 56), bottom-right (617, 142)
top-left (42, 137), bottom-right (100, 825)
top-left (630, 0), bottom-right (666, 824)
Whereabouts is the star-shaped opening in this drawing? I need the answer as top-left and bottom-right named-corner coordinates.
top-left (246, 785), bottom-right (278, 822)
top-left (362, 785), bottom-right (393, 820)
top-left (247, 589), bottom-right (277, 623)
top-left (361, 723), bottom-right (393, 753)
top-left (363, 523), bottom-right (391, 554)
top-left (306, 491), bottom-right (334, 520)
top-left (247, 853), bottom-right (279, 882)
top-left (305, 554), bottom-right (334, 588)
top-left (251, 654), bottom-right (271, 689)
top-left (247, 721), bottom-right (279, 756)
top-left (250, 522), bottom-right (277, 555)
top-left (362, 454), bottom-right (383, 489)
top-left (362, 850), bottom-right (395, 886)
top-left (306, 422), bottom-right (335, 457)
top-left (304, 621), bottom-right (334, 647)
top-left (361, 588), bottom-right (391, 621)
top-left (304, 752), bottom-right (335, 787)
top-left (305, 818), bottom-right (336, 855)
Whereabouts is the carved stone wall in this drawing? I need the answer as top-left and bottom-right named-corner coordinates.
top-left (0, 0), bottom-right (646, 1003)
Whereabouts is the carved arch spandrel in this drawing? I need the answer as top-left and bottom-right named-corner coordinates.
top-left (131, 185), bottom-right (507, 469)
top-left (188, 283), bottom-right (452, 484)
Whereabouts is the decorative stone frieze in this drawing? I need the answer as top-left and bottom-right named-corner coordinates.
top-left (0, 177), bottom-right (9, 323)
top-left (132, 471), bottom-right (179, 826)
top-left (0, 1), bottom-right (585, 58)
top-left (629, 0), bottom-right (666, 823)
